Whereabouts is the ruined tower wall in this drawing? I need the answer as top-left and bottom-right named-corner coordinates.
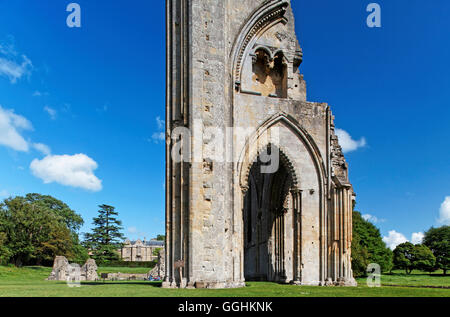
top-left (165, 0), bottom-right (356, 288)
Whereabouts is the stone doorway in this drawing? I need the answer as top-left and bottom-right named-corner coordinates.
top-left (243, 153), bottom-right (295, 282)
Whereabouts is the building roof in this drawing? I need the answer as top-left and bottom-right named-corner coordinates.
top-left (124, 239), bottom-right (164, 247)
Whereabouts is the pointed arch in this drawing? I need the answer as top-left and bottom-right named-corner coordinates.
top-left (230, 0), bottom-right (290, 91)
top-left (236, 112), bottom-right (329, 284)
top-left (237, 112), bottom-right (328, 192)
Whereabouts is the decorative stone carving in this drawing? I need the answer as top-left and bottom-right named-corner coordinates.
top-left (233, 0), bottom-right (290, 88)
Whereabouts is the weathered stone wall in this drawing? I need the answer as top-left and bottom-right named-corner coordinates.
top-left (47, 257), bottom-right (99, 282)
top-left (165, 0), bottom-right (356, 288)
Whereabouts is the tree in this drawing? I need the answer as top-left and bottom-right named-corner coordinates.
top-left (393, 242), bottom-right (416, 274)
top-left (22, 193), bottom-right (86, 263)
top-left (156, 235), bottom-right (165, 241)
top-left (423, 226), bottom-right (450, 275)
top-left (0, 196), bottom-right (76, 266)
top-left (352, 211), bottom-right (393, 276)
top-left (23, 193), bottom-right (83, 232)
top-left (413, 244), bottom-right (436, 273)
top-left (394, 242), bottom-right (437, 274)
top-left (153, 248), bottom-right (162, 256)
top-left (83, 205), bottom-right (125, 264)
top-left (0, 231), bottom-right (12, 265)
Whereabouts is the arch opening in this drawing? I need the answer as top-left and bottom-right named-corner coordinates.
top-left (251, 49), bottom-right (287, 98)
top-left (243, 146), bottom-right (296, 282)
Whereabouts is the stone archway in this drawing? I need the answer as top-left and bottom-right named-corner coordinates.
top-left (242, 146), bottom-right (299, 283)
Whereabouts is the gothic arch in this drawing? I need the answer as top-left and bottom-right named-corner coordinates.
top-left (241, 144), bottom-right (299, 193)
top-left (238, 112), bottom-right (328, 193)
top-left (230, 0), bottom-right (290, 91)
top-left (236, 113), bottom-right (330, 284)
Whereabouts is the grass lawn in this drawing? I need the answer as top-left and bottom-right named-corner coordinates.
top-left (0, 266), bottom-right (449, 297)
top-left (377, 270), bottom-right (450, 287)
top-left (97, 267), bottom-right (151, 274)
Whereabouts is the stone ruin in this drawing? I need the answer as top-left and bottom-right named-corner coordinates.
top-left (81, 258), bottom-right (98, 281)
top-left (164, 0), bottom-right (357, 288)
top-left (47, 256), bottom-right (70, 281)
top-left (104, 272), bottom-right (149, 281)
top-left (148, 251), bottom-right (165, 279)
top-left (47, 256), bottom-right (98, 281)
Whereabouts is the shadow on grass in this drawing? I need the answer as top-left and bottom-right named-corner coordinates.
top-left (82, 281), bottom-right (163, 288)
top-left (28, 266), bottom-right (51, 271)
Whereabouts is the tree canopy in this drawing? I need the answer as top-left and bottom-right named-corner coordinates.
top-left (156, 235), bottom-right (165, 241)
top-left (0, 195), bottom-right (87, 266)
top-left (23, 193), bottom-right (84, 233)
top-left (352, 210), bottom-right (393, 276)
top-left (393, 242), bottom-right (436, 274)
top-left (423, 226), bottom-right (449, 275)
top-left (83, 204), bottom-right (125, 264)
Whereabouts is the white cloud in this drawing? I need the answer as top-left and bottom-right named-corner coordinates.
top-left (32, 143), bottom-right (51, 156)
top-left (151, 132), bottom-right (165, 142)
top-left (411, 232), bottom-right (425, 245)
top-left (30, 154), bottom-right (102, 192)
top-left (32, 91), bottom-right (48, 97)
top-left (383, 230), bottom-right (427, 250)
top-left (156, 116), bottom-right (165, 130)
top-left (0, 105), bottom-right (33, 152)
top-left (438, 196), bottom-right (450, 225)
top-left (383, 230), bottom-right (408, 250)
top-left (150, 117), bottom-right (165, 143)
top-left (0, 40), bottom-right (32, 83)
top-left (335, 128), bottom-right (366, 153)
top-left (362, 214), bottom-right (385, 224)
top-left (44, 106), bottom-right (57, 120)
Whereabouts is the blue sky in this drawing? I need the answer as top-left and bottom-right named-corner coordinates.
top-left (0, 1), bottom-right (449, 249)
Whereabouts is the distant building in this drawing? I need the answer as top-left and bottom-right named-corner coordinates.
top-left (119, 239), bottom-right (164, 262)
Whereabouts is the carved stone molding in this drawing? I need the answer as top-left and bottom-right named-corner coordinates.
top-left (232, 0), bottom-right (289, 91)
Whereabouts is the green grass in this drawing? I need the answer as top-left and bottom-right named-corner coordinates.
top-left (372, 270), bottom-right (450, 287)
top-left (0, 266), bottom-right (449, 297)
top-left (97, 267), bottom-right (151, 274)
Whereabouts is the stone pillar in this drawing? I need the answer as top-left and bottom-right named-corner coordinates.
top-left (240, 185), bottom-right (249, 283)
top-left (290, 188), bottom-right (302, 284)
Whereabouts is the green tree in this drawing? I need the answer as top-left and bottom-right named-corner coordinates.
top-left (0, 231), bottom-right (12, 265)
top-left (413, 244), bottom-right (436, 273)
top-left (153, 248), bottom-right (162, 256)
top-left (156, 235), bottom-right (165, 241)
top-left (423, 226), bottom-right (450, 275)
top-left (0, 196), bottom-right (75, 266)
top-left (83, 205), bottom-right (125, 264)
top-left (23, 193), bottom-right (83, 232)
top-left (22, 193), bottom-right (86, 263)
top-left (352, 211), bottom-right (393, 276)
top-left (393, 242), bottom-right (415, 274)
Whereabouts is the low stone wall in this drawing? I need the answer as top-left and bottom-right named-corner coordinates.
top-left (103, 273), bottom-right (149, 281)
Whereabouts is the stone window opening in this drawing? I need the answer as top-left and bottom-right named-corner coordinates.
top-left (251, 49), bottom-right (287, 98)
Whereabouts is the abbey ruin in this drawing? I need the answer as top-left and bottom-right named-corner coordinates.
top-left (164, 0), bottom-right (357, 288)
